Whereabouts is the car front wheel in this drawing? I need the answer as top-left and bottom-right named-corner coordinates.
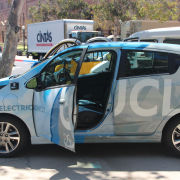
top-left (163, 118), bottom-right (180, 156)
top-left (0, 117), bottom-right (29, 158)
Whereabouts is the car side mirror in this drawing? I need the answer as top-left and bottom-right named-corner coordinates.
top-left (26, 77), bottom-right (38, 89)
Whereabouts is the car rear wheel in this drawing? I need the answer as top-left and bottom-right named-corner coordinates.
top-left (0, 117), bottom-right (29, 158)
top-left (163, 117), bottom-right (180, 156)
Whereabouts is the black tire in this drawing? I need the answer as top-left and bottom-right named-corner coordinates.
top-left (163, 117), bottom-right (180, 157)
top-left (0, 116), bottom-right (29, 158)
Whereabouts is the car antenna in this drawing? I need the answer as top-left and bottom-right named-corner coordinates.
top-left (74, 32), bottom-right (81, 46)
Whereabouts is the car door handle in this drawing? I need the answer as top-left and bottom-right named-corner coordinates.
top-left (59, 99), bottom-right (65, 104)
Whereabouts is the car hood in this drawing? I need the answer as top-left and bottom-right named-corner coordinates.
top-left (0, 77), bottom-right (9, 87)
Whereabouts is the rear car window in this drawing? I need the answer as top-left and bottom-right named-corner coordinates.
top-left (171, 53), bottom-right (180, 73)
top-left (126, 51), bottom-right (169, 77)
top-left (163, 38), bottom-right (180, 45)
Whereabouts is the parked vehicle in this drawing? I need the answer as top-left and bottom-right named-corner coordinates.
top-left (1, 42), bottom-right (180, 157)
top-left (27, 19), bottom-right (101, 60)
top-left (43, 37), bottom-right (111, 60)
top-left (86, 37), bottom-right (112, 43)
top-left (107, 35), bottom-right (122, 41)
top-left (124, 26), bottom-right (180, 44)
top-left (31, 37), bottom-right (112, 74)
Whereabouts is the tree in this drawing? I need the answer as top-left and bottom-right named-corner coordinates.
top-left (137, 0), bottom-right (180, 22)
top-left (92, 0), bottom-right (142, 41)
top-left (28, 0), bottom-right (92, 23)
top-left (0, 0), bottom-right (24, 78)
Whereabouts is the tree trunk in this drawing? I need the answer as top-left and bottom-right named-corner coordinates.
top-left (113, 16), bottom-right (119, 42)
top-left (0, 0), bottom-right (24, 78)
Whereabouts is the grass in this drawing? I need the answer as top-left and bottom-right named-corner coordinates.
top-left (17, 45), bottom-right (27, 51)
top-left (0, 44), bottom-right (27, 51)
top-left (0, 43), bottom-right (28, 55)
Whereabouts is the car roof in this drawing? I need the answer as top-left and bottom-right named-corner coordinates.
top-left (58, 42), bottom-right (180, 56)
top-left (129, 27), bottom-right (180, 39)
top-left (86, 41), bottom-right (180, 54)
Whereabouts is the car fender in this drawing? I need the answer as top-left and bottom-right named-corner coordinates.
top-left (155, 105), bottom-right (180, 133)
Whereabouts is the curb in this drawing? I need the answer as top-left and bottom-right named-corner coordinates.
top-left (15, 59), bottom-right (38, 63)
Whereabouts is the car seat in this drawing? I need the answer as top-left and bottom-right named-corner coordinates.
top-left (77, 87), bottom-right (111, 128)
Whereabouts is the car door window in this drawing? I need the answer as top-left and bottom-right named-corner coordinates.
top-left (77, 50), bottom-right (116, 102)
top-left (42, 50), bottom-right (82, 88)
top-left (79, 51), bottom-right (115, 75)
top-left (126, 51), bottom-right (169, 77)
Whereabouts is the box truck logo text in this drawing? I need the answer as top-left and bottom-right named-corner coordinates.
top-left (37, 30), bottom-right (52, 42)
top-left (74, 25), bottom-right (86, 30)
top-left (36, 30), bottom-right (53, 46)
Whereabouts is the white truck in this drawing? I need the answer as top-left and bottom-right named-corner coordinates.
top-left (27, 19), bottom-right (101, 59)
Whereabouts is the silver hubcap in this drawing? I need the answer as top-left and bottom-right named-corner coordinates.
top-left (0, 122), bottom-right (20, 154)
top-left (172, 124), bottom-right (180, 151)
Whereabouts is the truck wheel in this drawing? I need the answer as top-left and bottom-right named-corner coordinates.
top-left (163, 117), bottom-right (180, 156)
top-left (0, 116), bottom-right (29, 158)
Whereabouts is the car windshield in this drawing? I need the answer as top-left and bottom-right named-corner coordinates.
top-left (77, 32), bottom-right (99, 42)
top-left (20, 59), bottom-right (49, 77)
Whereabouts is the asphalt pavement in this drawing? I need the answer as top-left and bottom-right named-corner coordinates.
top-left (5, 55), bottom-right (180, 180)
top-left (0, 143), bottom-right (180, 180)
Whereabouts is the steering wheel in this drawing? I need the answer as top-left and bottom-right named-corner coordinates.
top-left (57, 60), bottom-right (72, 84)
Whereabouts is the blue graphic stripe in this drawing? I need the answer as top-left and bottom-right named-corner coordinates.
top-left (50, 88), bottom-right (62, 145)
top-left (66, 87), bottom-right (69, 93)
top-left (87, 42), bottom-right (149, 50)
top-left (74, 134), bottom-right (115, 143)
top-left (0, 77), bottom-right (9, 86)
top-left (23, 60), bottom-right (38, 63)
top-left (43, 89), bottom-right (51, 102)
top-left (75, 135), bottom-right (85, 143)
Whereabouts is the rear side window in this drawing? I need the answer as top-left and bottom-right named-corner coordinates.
top-left (163, 38), bottom-right (180, 45)
top-left (126, 51), bottom-right (169, 77)
top-left (140, 39), bottom-right (158, 43)
top-left (171, 53), bottom-right (180, 73)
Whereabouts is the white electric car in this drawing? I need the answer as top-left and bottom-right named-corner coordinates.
top-left (1, 42), bottom-right (180, 157)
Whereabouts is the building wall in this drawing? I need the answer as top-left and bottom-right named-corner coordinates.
top-left (0, 0), bottom-right (11, 43)
top-left (0, 0), bottom-right (40, 44)
top-left (141, 20), bottom-right (180, 31)
top-left (0, 0), bottom-right (101, 45)
top-left (127, 20), bottom-right (180, 36)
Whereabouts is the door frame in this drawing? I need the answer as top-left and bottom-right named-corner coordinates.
top-left (75, 48), bottom-right (122, 133)
top-left (32, 47), bottom-right (88, 134)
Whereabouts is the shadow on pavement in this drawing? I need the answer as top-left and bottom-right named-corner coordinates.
top-left (0, 143), bottom-right (179, 179)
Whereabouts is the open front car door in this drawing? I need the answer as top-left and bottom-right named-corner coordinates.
top-left (33, 47), bottom-right (88, 152)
